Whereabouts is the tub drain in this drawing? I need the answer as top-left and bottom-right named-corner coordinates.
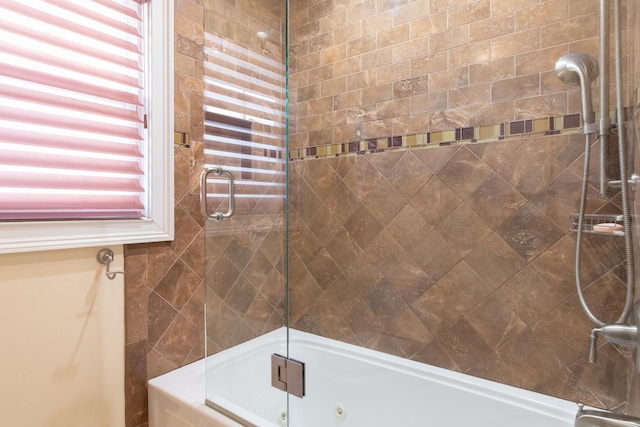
top-left (334, 403), bottom-right (347, 420)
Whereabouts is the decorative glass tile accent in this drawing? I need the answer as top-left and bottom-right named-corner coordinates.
top-left (431, 131), bottom-right (442, 144)
top-left (563, 113), bottom-right (580, 129)
top-left (328, 144), bottom-right (341, 155)
top-left (479, 125), bottom-right (499, 140)
top-left (288, 113), bottom-right (599, 162)
top-left (510, 120), bottom-right (525, 135)
top-left (443, 130), bottom-right (455, 142)
top-left (533, 118), bottom-right (549, 133)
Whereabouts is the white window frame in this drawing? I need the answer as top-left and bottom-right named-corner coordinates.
top-left (0, 0), bottom-right (174, 254)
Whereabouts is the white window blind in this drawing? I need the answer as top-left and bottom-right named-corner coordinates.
top-left (0, 0), bottom-right (146, 220)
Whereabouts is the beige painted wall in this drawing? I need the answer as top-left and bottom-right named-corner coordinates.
top-left (0, 246), bottom-right (125, 427)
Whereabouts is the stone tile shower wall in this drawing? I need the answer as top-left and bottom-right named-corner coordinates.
top-left (288, 0), bottom-right (630, 150)
top-left (200, 25), bottom-right (287, 352)
top-left (288, 0), bottom-right (634, 411)
top-left (289, 135), bottom-right (628, 408)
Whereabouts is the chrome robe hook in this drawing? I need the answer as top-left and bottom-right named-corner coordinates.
top-left (96, 248), bottom-right (125, 280)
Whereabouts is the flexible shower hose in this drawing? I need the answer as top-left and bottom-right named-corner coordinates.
top-left (575, 0), bottom-right (635, 327)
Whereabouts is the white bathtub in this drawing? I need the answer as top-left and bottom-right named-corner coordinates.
top-left (148, 328), bottom-right (578, 427)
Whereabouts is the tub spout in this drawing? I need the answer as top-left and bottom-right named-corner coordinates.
top-left (589, 324), bottom-right (637, 363)
top-left (575, 405), bottom-right (640, 427)
top-left (588, 301), bottom-right (640, 371)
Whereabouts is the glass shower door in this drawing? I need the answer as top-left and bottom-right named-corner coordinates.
top-left (201, 1), bottom-right (289, 424)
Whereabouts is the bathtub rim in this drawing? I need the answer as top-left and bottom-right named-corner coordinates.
top-left (149, 327), bottom-right (580, 427)
top-left (288, 328), bottom-right (578, 423)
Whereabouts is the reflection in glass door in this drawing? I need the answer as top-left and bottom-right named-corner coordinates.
top-left (200, 6), bottom-right (289, 424)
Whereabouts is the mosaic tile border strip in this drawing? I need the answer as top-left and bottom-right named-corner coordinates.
top-left (289, 114), bottom-right (584, 162)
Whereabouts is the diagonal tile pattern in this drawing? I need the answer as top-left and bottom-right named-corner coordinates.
top-left (289, 134), bottom-right (629, 409)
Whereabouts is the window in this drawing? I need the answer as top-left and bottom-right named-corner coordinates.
top-left (0, 0), bottom-right (173, 253)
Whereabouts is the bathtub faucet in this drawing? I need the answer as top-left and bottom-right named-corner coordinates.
top-left (575, 404), bottom-right (640, 427)
top-left (588, 301), bottom-right (640, 372)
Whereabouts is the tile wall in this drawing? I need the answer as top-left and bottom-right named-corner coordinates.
top-left (286, 0), bottom-right (636, 410)
top-left (123, 1), bottom-right (207, 425)
top-left (122, 0), bottom-right (639, 426)
top-left (200, 4), bottom-right (287, 354)
top-left (289, 133), bottom-right (629, 408)
top-left (288, 0), bottom-right (629, 150)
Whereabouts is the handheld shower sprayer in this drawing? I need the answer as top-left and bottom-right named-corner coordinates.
top-left (555, 53), bottom-right (599, 134)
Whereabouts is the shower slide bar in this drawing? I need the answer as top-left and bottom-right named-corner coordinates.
top-left (563, 0), bottom-right (636, 345)
top-left (598, 0), bottom-right (610, 196)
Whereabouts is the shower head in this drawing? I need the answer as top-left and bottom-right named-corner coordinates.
top-left (555, 53), bottom-right (599, 86)
top-left (555, 53), bottom-right (599, 134)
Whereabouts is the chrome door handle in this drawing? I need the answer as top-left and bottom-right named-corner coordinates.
top-left (200, 166), bottom-right (235, 221)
